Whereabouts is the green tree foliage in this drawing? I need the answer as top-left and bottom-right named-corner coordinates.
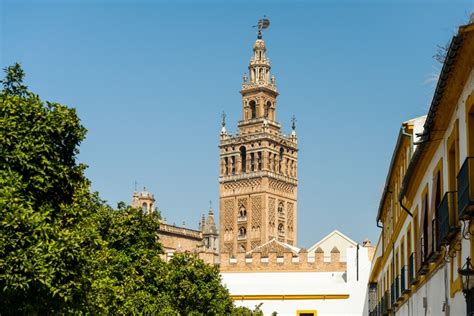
top-left (0, 63), bottom-right (98, 313)
top-left (0, 63), bottom-right (235, 315)
top-left (231, 303), bottom-right (265, 316)
top-left (165, 253), bottom-right (233, 315)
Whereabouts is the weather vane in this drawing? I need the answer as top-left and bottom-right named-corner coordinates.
top-left (254, 16), bottom-right (270, 39)
top-left (221, 111), bottom-right (226, 127)
top-left (291, 115), bottom-right (297, 131)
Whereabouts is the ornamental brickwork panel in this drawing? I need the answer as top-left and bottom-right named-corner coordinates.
top-left (250, 195), bottom-right (262, 243)
top-left (268, 197), bottom-right (276, 234)
top-left (287, 202), bottom-right (294, 232)
top-left (223, 199), bottom-right (235, 242)
top-left (224, 242), bottom-right (233, 254)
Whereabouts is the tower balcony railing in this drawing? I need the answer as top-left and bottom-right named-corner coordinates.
top-left (237, 216), bottom-right (247, 222)
top-left (457, 157), bottom-right (474, 220)
top-left (439, 191), bottom-right (459, 245)
top-left (219, 170), bottom-right (297, 185)
top-left (237, 235), bottom-right (247, 241)
top-left (220, 130), bottom-right (296, 148)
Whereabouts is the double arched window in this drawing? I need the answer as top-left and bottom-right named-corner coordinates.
top-left (278, 223), bottom-right (284, 234)
top-left (240, 146), bottom-right (247, 173)
top-left (278, 201), bottom-right (284, 216)
top-left (249, 100), bottom-right (257, 119)
top-left (239, 206), bottom-right (247, 218)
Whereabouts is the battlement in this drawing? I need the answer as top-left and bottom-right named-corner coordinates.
top-left (220, 249), bottom-right (346, 272)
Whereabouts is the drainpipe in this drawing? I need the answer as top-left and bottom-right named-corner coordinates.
top-left (377, 220), bottom-right (384, 253)
top-left (400, 125), bottom-right (414, 218)
top-left (400, 199), bottom-right (413, 217)
top-left (357, 243), bottom-right (360, 281)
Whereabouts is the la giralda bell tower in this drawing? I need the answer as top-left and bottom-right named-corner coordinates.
top-left (219, 19), bottom-right (298, 256)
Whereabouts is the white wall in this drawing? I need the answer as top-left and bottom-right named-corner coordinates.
top-left (308, 231), bottom-right (357, 262)
top-left (222, 247), bottom-right (372, 316)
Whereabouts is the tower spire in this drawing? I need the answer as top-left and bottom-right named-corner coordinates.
top-left (240, 18), bottom-right (278, 124)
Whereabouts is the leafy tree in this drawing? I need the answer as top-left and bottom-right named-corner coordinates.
top-left (231, 303), bottom-right (265, 316)
top-left (0, 64), bottom-right (236, 315)
top-left (0, 62), bottom-right (99, 313)
top-left (165, 252), bottom-right (234, 315)
top-left (0, 63), bottom-right (28, 97)
top-left (84, 204), bottom-right (171, 314)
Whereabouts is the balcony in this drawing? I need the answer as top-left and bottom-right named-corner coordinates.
top-left (237, 235), bottom-right (247, 241)
top-left (237, 216), bottom-right (247, 223)
top-left (439, 191), bottom-right (460, 245)
top-left (419, 235), bottom-right (429, 275)
top-left (458, 157), bottom-right (474, 220)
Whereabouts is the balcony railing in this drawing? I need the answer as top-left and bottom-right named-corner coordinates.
top-left (409, 252), bottom-right (416, 285)
top-left (237, 235), bottom-right (246, 240)
top-left (419, 235), bottom-right (429, 275)
top-left (439, 191), bottom-right (459, 245)
top-left (458, 157), bottom-right (474, 220)
top-left (237, 216), bottom-right (247, 222)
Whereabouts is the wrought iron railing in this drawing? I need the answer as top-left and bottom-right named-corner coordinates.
top-left (419, 235), bottom-right (429, 274)
top-left (458, 157), bottom-right (474, 220)
top-left (439, 191), bottom-right (459, 245)
top-left (237, 216), bottom-right (247, 222)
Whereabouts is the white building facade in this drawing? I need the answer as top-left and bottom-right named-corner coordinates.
top-left (221, 233), bottom-right (374, 316)
top-left (367, 18), bottom-right (474, 316)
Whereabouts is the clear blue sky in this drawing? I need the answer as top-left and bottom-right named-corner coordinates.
top-left (2, 0), bottom-right (473, 248)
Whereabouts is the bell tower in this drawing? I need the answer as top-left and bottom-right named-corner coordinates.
top-left (219, 19), bottom-right (298, 256)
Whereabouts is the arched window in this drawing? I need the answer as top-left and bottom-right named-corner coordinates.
top-left (239, 227), bottom-right (247, 238)
top-left (249, 100), bottom-right (257, 119)
top-left (265, 101), bottom-right (272, 119)
top-left (239, 206), bottom-right (247, 218)
top-left (279, 147), bottom-right (284, 173)
top-left (258, 152), bottom-right (262, 170)
top-left (278, 201), bottom-right (284, 216)
top-left (224, 157), bottom-right (228, 176)
top-left (142, 202), bottom-right (148, 213)
top-left (240, 146), bottom-right (247, 173)
top-left (278, 223), bottom-right (284, 234)
top-left (250, 152), bottom-right (255, 171)
top-left (231, 156), bottom-right (236, 175)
